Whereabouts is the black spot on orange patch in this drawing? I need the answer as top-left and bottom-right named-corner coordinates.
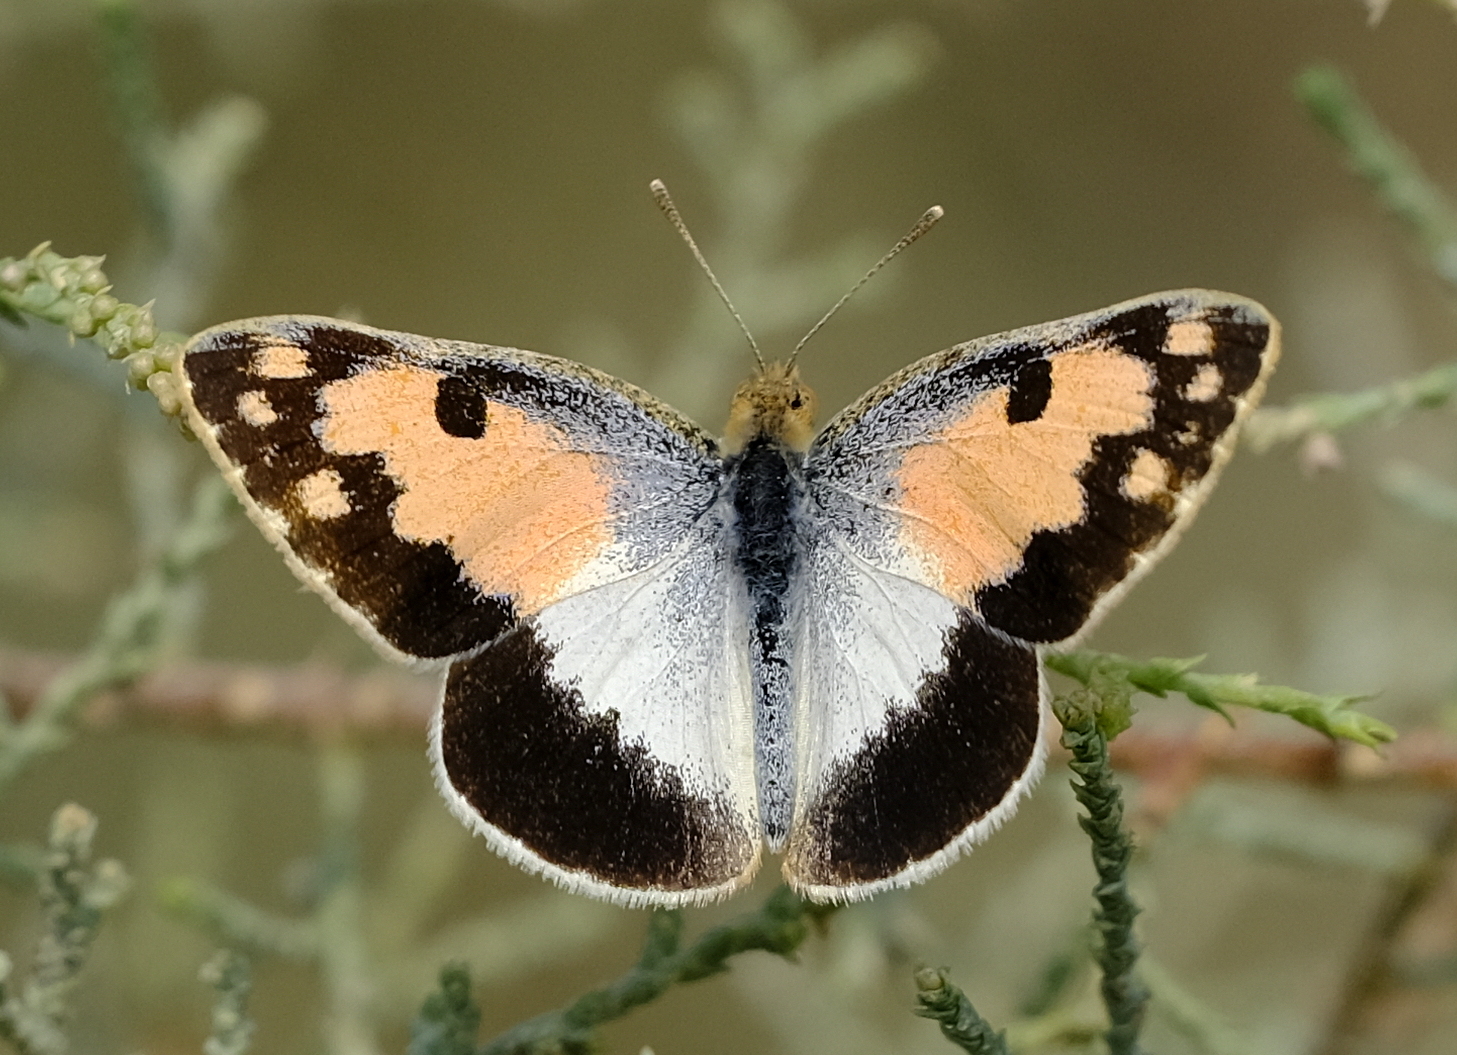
top-left (435, 375), bottom-right (488, 439)
top-left (185, 324), bottom-right (514, 659)
top-left (976, 299), bottom-right (1272, 644)
top-left (1006, 358), bottom-right (1053, 424)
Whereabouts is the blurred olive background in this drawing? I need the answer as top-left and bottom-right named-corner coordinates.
top-left (3, 1), bottom-right (1457, 1053)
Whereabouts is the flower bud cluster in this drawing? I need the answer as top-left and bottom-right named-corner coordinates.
top-left (0, 243), bottom-right (186, 420)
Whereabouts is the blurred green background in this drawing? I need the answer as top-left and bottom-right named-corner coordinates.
top-left (3, 1), bottom-right (1457, 1053)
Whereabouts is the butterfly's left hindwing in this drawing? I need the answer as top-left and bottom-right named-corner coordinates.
top-left (785, 290), bottom-right (1278, 899)
top-left (180, 317), bottom-right (760, 905)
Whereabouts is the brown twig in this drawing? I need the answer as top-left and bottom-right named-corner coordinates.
top-left (2, 647), bottom-right (1453, 792)
top-left (1310, 797), bottom-right (1457, 1055)
top-left (0, 647), bottom-right (432, 741)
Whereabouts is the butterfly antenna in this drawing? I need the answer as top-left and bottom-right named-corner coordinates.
top-left (651, 179), bottom-right (765, 370)
top-left (786, 205), bottom-right (944, 368)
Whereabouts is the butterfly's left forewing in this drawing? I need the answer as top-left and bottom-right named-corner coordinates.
top-left (786, 290), bottom-right (1279, 900)
top-left (181, 317), bottom-right (760, 906)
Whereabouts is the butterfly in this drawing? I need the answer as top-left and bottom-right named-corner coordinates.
top-left (178, 287), bottom-right (1278, 907)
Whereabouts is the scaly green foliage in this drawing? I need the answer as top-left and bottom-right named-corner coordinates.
top-left (199, 951), bottom-right (255, 1055)
top-left (1296, 65), bottom-right (1457, 287)
top-left (1053, 690), bottom-right (1149, 1055)
top-left (0, 806), bottom-right (130, 1055)
top-left (472, 887), bottom-right (826, 1055)
top-left (912, 968), bottom-right (1009, 1055)
top-left (1046, 650), bottom-right (1395, 748)
top-left (407, 966), bottom-right (480, 1055)
top-left (0, 244), bottom-right (184, 414)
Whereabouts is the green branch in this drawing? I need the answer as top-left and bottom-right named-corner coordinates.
top-left (1296, 65), bottom-right (1457, 287)
top-left (1379, 461), bottom-right (1457, 530)
top-left (1045, 650), bottom-right (1394, 748)
top-left (1246, 67), bottom-right (1457, 453)
top-left (199, 950), bottom-right (255, 1055)
top-left (0, 471), bottom-right (233, 794)
top-left (1139, 957), bottom-right (1248, 1055)
top-left (912, 968), bottom-right (1009, 1055)
top-left (164, 744), bottom-right (380, 1055)
top-left (92, 0), bottom-right (266, 329)
top-left (1245, 361), bottom-right (1457, 451)
top-left (160, 878), bottom-right (320, 961)
top-left (314, 742), bottom-right (379, 1055)
top-left (649, 0), bottom-right (934, 416)
top-left (470, 886), bottom-right (822, 1055)
top-left (1053, 690), bottom-right (1148, 1055)
top-left (0, 806), bottom-right (130, 1055)
top-left (0, 244), bottom-right (187, 418)
top-left (407, 966), bottom-right (480, 1055)
top-left (95, 0), bottom-right (172, 239)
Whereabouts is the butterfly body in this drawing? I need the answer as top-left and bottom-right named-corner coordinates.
top-left (180, 289), bottom-right (1278, 907)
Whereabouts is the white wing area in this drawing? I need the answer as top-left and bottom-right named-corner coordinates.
top-left (534, 514), bottom-right (760, 829)
top-left (788, 533), bottom-right (961, 805)
top-left (429, 509), bottom-right (763, 907)
top-left (781, 508), bottom-right (1047, 900)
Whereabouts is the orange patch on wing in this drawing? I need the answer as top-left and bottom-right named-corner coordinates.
top-left (1183, 362), bottom-right (1222, 402)
top-left (297, 468), bottom-right (350, 519)
top-left (317, 365), bottom-right (610, 613)
top-left (253, 342), bottom-right (310, 379)
top-left (237, 390), bottom-right (278, 426)
top-left (1122, 448), bottom-right (1172, 502)
top-left (896, 345), bottom-right (1154, 600)
top-left (1163, 319), bottom-right (1214, 357)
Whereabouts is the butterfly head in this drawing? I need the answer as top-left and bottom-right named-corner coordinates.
top-left (722, 361), bottom-right (819, 455)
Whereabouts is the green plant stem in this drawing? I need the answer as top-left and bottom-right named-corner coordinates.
top-left (912, 968), bottom-right (1009, 1055)
top-left (650, 0), bottom-right (934, 416)
top-left (199, 950), bottom-right (255, 1055)
top-left (0, 474), bottom-right (232, 793)
top-left (1380, 461), bottom-right (1457, 530)
top-left (1139, 957), bottom-right (1247, 1055)
top-left (0, 805), bottom-right (130, 1055)
top-left (475, 886), bottom-right (820, 1055)
top-left (316, 741), bottom-right (379, 1055)
top-left (0, 244), bottom-right (187, 415)
top-left (1297, 65), bottom-right (1457, 287)
top-left (94, 0), bottom-right (172, 239)
top-left (1046, 649), bottom-right (1395, 747)
top-left (1245, 361), bottom-right (1457, 451)
top-left (1054, 691), bottom-right (1148, 1055)
top-left (159, 877), bottom-right (320, 960)
top-left (91, 0), bottom-right (266, 331)
top-left (407, 965), bottom-right (480, 1055)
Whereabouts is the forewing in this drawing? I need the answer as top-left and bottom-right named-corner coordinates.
top-left (806, 291), bottom-right (1278, 639)
top-left (785, 290), bottom-right (1278, 898)
top-left (182, 316), bottom-right (759, 904)
top-left (181, 315), bottom-right (720, 661)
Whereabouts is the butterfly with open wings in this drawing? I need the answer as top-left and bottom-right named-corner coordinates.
top-left (179, 205), bottom-right (1277, 907)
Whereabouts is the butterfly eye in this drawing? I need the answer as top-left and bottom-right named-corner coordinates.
top-left (790, 393), bottom-right (804, 410)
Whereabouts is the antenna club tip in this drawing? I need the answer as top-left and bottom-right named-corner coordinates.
top-left (926, 205), bottom-right (945, 220)
top-left (649, 178), bottom-right (667, 193)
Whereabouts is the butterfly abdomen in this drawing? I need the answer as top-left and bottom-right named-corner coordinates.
top-left (726, 435), bottom-right (804, 847)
